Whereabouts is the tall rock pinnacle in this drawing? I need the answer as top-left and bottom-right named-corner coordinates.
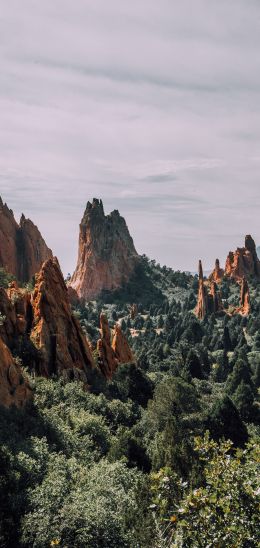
top-left (70, 199), bottom-right (139, 300)
top-left (0, 198), bottom-right (52, 282)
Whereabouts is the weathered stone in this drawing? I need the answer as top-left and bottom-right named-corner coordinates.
top-left (0, 336), bottom-right (32, 408)
top-left (0, 197), bottom-right (52, 282)
top-left (70, 199), bottom-right (139, 300)
top-left (112, 323), bottom-right (135, 364)
top-left (209, 259), bottom-right (224, 284)
top-left (30, 258), bottom-right (94, 377)
top-left (225, 235), bottom-right (260, 280)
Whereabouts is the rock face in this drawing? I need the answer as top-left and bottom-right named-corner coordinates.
top-left (238, 276), bottom-right (250, 316)
top-left (209, 259), bottom-right (224, 284)
top-left (97, 314), bottom-right (135, 379)
top-left (195, 261), bottom-right (209, 320)
top-left (30, 258), bottom-right (94, 378)
top-left (112, 323), bottom-right (135, 364)
top-left (225, 235), bottom-right (260, 281)
top-left (0, 281), bottom-right (32, 347)
top-left (0, 197), bottom-right (52, 282)
top-left (0, 336), bottom-right (32, 408)
top-left (70, 199), bottom-right (139, 300)
top-left (195, 261), bottom-right (223, 320)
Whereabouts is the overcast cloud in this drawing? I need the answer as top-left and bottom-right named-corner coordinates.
top-left (1, 0), bottom-right (260, 274)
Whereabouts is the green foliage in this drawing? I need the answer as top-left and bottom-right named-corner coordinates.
top-left (0, 267), bottom-right (15, 288)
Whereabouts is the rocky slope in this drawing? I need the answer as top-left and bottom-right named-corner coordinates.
top-left (0, 197), bottom-right (52, 282)
top-left (70, 199), bottom-right (139, 301)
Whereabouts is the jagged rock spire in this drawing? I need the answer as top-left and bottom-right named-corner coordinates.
top-left (70, 198), bottom-right (139, 301)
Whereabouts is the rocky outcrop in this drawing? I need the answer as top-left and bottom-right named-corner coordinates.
top-left (238, 276), bottom-right (250, 316)
top-left (0, 336), bottom-right (32, 408)
top-left (225, 235), bottom-right (260, 281)
top-left (97, 313), bottom-right (117, 379)
top-left (209, 259), bottom-right (224, 284)
top-left (30, 258), bottom-right (94, 379)
top-left (70, 199), bottom-right (139, 301)
top-left (195, 261), bottom-right (209, 320)
top-left (195, 261), bottom-right (223, 320)
top-left (97, 314), bottom-right (135, 379)
top-left (112, 323), bottom-right (135, 364)
top-left (0, 197), bottom-right (52, 282)
top-left (0, 282), bottom-right (32, 347)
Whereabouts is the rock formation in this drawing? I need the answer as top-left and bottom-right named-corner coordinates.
top-left (195, 261), bottom-right (223, 320)
top-left (97, 314), bottom-right (135, 378)
top-left (70, 199), bottom-right (139, 300)
top-left (30, 258), bottom-right (94, 379)
top-left (195, 261), bottom-right (208, 320)
top-left (0, 197), bottom-right (52, 282)
top-left (97, 313), bottom-right (117, 379)
top-left (225, 235), bottom-right (260, 281)
top-left (209, 259), bottom-right (224, 284)
top-left (0, 336), bottom-right (32, 408)
top-left (0, 282), bottom-right (32, 347)
top-left (238, 276), bottom-right (250, 316)
top-left (112, 323), bottom-right (135, 364)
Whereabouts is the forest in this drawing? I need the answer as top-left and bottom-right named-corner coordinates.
top-left (0, 256), bottom-right (259, 547)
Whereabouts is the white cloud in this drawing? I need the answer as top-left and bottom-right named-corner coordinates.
top-left (0, 0), bottom-right (260, 273)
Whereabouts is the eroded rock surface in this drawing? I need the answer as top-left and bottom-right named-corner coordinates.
top-left (0, 197), bottom-right (52, 282)
top-left (225, 235), bottom-right (260, 281)
top-left (70, 199), bottom-right (139, 300)
top-left (0, 336), bottom-right (32, 408)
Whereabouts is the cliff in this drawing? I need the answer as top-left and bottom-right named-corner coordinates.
top-left (70, 199), bottom-right (139, 300)
top-left (195, 261), bottom-right (223, 320)
top-left (0, 197), bottom-right (52, 282)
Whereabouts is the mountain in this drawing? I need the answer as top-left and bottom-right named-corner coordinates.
top-left (0, 197), bottom-right (52, 282)
top-left (70, 198), bottom-right (139, 301)
top-left (257, 246), bottom-right (260, 259)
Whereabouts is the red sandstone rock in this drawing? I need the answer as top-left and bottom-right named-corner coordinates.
top-left (195, 261), bottom-right (223, 319)
top-left (0, 283), bottom-right (31, 346)
top-left (225, 235), bottom-right (260, 281)
top-left (195, 260), bottom-right (208, 320)
top-left (238, 276), bottom-right (250, 316)
top-left (30, 258), bottom-right (94, 378)
top-left (209, 259), bottom-right (224, 284)
top-left (0, 336), bottom-right (32, 407)
top-left (112, 323), bottom-right (135, 364)
top-left (0, 197), bottom-right (52, 282)
top-left (70, 199), bottom-right (139, 300)
top-left (97, 313), bottom-right (117, 379)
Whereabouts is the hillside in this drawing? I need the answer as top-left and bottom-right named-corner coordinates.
top-left (0, 200), bottom-right (259, 548)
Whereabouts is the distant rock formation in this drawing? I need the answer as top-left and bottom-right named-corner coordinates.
top-left (195, 261), bottom-right (209, 320)
top-left (195, 261), bottom-right (223, 320)
top-left (0, 336), bottom-right (32, 408)
top-left (112, 323), bottom-right (135, 364)
top-left (225, 235), bottom-right (260, 281)
top-left (97, 313), bottom-right (135, 379)
top-left (0, 197), bottom-right (52, 282)
top-left (209, 259), bottom-right (224, 284)
top-left (70, 199), bottom-right (139, 300)
top-left (30, 258), bottom-right (94, 379)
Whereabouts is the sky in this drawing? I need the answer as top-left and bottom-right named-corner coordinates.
top-left (1, 0), bottom-right (260, 275)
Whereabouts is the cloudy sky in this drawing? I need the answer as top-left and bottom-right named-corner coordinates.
top-left (1, 0), bottom-right (260, 274)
